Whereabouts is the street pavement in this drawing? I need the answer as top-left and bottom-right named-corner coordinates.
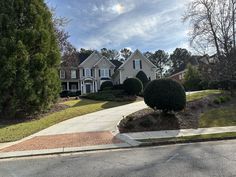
top-left (0, 139), bottom-right (235, 177)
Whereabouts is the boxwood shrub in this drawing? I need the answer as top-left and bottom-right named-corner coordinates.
top-left (123, 78), bottom-right (143, 95)
top-left (144, 79), bottom-right (186, 113)
top-left (100, 81), bottom-right (113, 91)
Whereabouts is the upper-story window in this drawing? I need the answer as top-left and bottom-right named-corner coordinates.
top-left (60, 70), bottom-right (65, 79)
top-left (101, 69), bottom-right (109, 78)
top-left (85, 68), bottom-right (91, 77)
top-left (133, 59), bottom-right (142, 70)
top-left (71, 70), bottom-right (77, 79)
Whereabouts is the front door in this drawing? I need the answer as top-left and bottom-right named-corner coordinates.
top-left (85, 84), bottom-right (91, 94)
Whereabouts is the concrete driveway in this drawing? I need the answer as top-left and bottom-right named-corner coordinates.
top-left (33, 101), bottom-right (147, 136)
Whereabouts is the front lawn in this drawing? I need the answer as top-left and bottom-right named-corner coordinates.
top-left (200, 106), bottom-right (236, 128)
top-left (0, 99), bottom-right (133, 143)
top-left (187, 90), bottom-right (222, 102)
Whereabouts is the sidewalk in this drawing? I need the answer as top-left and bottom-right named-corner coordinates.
top-left (121, 126), bottom-right (236, 140)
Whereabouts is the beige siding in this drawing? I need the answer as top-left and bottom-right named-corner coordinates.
top-left (119, 51), bottom-right (156, 83)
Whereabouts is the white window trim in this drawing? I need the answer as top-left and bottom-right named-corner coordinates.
top-left (100, 68), bottom-right (109, 78)
top-left (85, 68), bottom-right (91, 77)
top-left (71, 70), bottom-right (77, 79)
top-left (60, 70), bottom-right (65, 79)
top-left (134, 59), bottom-right (141, 70)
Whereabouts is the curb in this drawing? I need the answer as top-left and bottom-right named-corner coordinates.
top-left (0, 143), bottom-right (131, 160)
top-left (137, 136), bottom-right (236, 147)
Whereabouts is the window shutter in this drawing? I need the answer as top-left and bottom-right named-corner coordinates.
top-left (140, 60), bottom-right (142, 69)
top-left (83, 69), bottom-right (85, 76)
top-left (99, 69), bottom-right (101, 77)
top-left (91, 69), bottom-right (93, 77)
top-left (133, 60), bottom-right (135, 69)
top-left (109, 70), bottom-right (111, 77)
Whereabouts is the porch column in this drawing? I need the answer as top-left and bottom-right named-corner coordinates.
top-left (95, 81), bottom-right (98, 92)
top-left (80, 81), bottom-right (83, 93)
top-left (77, 82), bottom-right (80, 91)
top-left (67, 82), bottom-right (69, 91)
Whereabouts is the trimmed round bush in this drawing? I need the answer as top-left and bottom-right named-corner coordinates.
top-left (144, 79), bottom-right (186, 112)
top-left (136, 71), bottom-right (149, 87)
top-left (100, 81), bottom-right (113, 91)
top-left (123, 78), bottom-right (143, 95)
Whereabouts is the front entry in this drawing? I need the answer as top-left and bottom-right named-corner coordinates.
top-left (85, 84), bottom-right (91, 94)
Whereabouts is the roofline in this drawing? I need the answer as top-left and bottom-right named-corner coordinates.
top-left (79, 51), bottom-right (102, 66)
top-left (117, 49), bottom-right (157, 70)
top-left (93, 56), bottom-right (116, 67)
top-left (169, 69), bottom-right (187, 77)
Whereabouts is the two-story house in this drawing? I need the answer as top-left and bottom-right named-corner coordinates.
top-left (78, 51), bottom-right (116, 94)
top-left (59, 49), bottom-right (158, 95)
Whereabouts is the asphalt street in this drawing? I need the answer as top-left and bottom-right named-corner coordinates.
top-left (0, 140), bottom-right (236, 177)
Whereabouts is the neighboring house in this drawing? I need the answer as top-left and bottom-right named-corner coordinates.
top-left (169, 70), bottom-right (186, 83)
top-left (59, 49), bottom-right (157, 95)
top-left (60, 57), bottom-right (80, 93)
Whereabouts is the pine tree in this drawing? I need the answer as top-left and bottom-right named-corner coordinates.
top-left (0, 0), bottom-right (61, 119)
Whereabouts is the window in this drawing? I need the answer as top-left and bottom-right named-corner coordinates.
top-left (62, 84), bottom-right (67, 91)
top-left (71, 70), bottom-right (77, 79)
top-left (133, 59), bottom-right (142, 70)
top-left (85, 68), bottom-right (91, 77)
top-left (101, 69), bottom-right (109, 77)
top-left (71, 84), bottom-right (77, 91)
top-left (60, 70), bottom-right (65, 79)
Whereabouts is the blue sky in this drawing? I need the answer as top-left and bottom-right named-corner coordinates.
top-left (47, 0), bottom-right (191, 53)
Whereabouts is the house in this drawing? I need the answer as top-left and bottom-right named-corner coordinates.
top-left (112, 49), bottom-right (157, 85)
top-left (168, 70), bottom-right (186, 83)
top-left (59, 49), bottom-right (157, 95)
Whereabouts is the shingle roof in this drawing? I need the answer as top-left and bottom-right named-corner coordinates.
top-left (110, 60), bottom-right (123, 71)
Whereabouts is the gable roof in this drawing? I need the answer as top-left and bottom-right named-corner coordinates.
top-left (118, 49), bottom-right (157, 70)
top-left (79, 51), bottom-right (102, 67)
top-left (93, 56), bottom-right (116, 68)
top-left (110, 60), bottom-right (123, 71)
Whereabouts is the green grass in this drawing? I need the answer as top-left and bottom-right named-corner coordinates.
top-left (139, 132), bottom-right (236, 143)
top-left (199, 106), bottom-right (236, 128)
top-left (187, 90), bottom-right (222, 102)
top-left (0, 99), bottom-right (132, 143)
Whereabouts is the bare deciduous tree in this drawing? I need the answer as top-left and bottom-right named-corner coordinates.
top-left (184, 0), bottom-right (236, 80)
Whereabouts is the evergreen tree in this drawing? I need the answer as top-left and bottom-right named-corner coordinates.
top-left (184, 64), bottom-right (202, 91)
top-left (0, 0), bottom-right (61, 119)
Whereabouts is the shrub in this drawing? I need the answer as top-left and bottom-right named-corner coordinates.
top-left (209, 81), bottom-right (219, 89)
top-left (136, 71), bottom-right (149, 88)
top-left (218, 80), bottom-right (230, 90)
top-left (144, 79), bottom-right (186, 113)
top-left (183, 64), bottom-right (202, 91)
top-left (112, 84), bottom-right (124, 90)
top-left (123, 78), bottom-right (143, 95)
top-left (100, 81), bottom-right (113, 91)
top-left (213, 95), bottom-right (231, 104)
top-left (81, 90), bottom-right (136, 102)
top-left (199, 80), bottom-right (209, 90)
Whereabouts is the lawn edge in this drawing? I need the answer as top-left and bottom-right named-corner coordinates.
top-left (137, 133), bottom-right (236, 147)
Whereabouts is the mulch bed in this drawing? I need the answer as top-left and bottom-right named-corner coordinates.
top-left (118, 95), bottom-right (233, 133)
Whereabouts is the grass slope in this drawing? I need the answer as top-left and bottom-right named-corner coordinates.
top-left (0, 99), bottom-right (132, 143)
top-left (187, 90), bottom-right (222, 102)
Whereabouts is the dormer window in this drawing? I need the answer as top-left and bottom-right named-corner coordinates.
top-left (60, 70), bottom-right (65, 79)
top-left (71, 70), bottom-right (77, 79)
